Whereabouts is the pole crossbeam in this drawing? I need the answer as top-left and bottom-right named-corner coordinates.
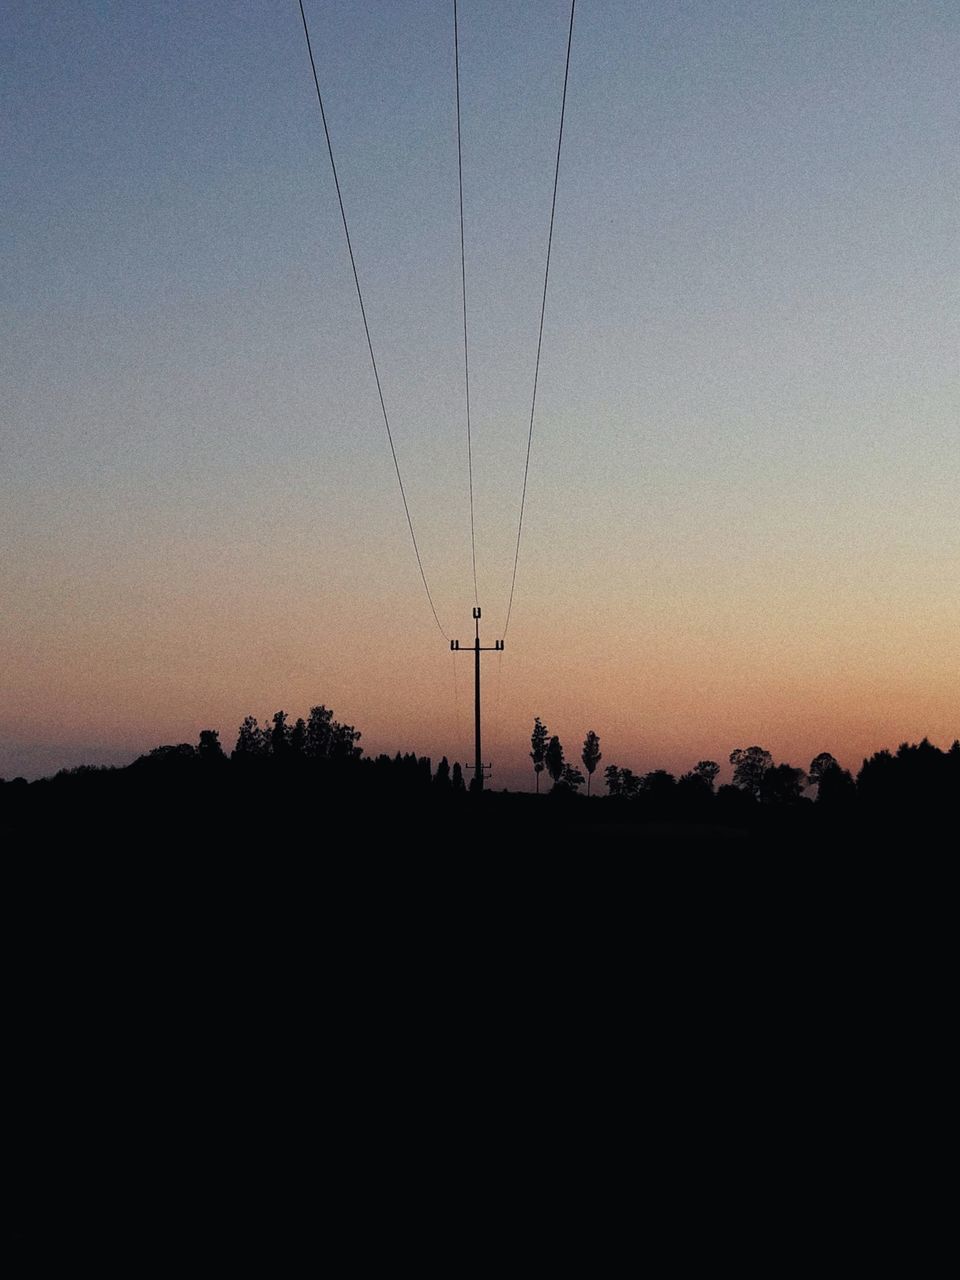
top-left (449, 607), bottom-right (503, 792)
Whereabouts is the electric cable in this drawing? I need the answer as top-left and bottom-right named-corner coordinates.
top-left (501, 0), bottom-right (576, 639)
top-left (454, 0), bottom-right (479, 608)
top-left (298, 0), bottom-right (450, 639)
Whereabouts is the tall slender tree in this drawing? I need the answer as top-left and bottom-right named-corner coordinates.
top-left (530, 717), bottom-right (549, 793)
top-left (581, 731), bottom-right (602, 796)
top-left (545, 736), bottom-right (565, 790)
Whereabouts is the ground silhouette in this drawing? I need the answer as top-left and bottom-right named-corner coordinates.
top-left (3, 705), bottom-right (956, 852)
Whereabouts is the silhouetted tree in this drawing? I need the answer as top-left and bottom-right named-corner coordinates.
top-left (270, 711), bottom-right (291, 757)
top-left (889, 738), bottom-right (950, 816)
top-left (305, 705), bottom-right (334, 758)
top-left (604, 764), bottom-right (622, 797)
top-left (619, 768), bottom-right (640, 799)
top-left (857, 749), bottom-right (895, 809)
top-left (817, 762), bottom-right (855, 808)
top-left (642, 770), bottom-right (677, 815)
top-left (451, 762), bottom-right (466, 794)
top-left (233, 716), bottom-right (267, 758)
top-left (759, 763), bottom-right (806, 805)
top-left (560, 763), bottom-right (585, 793)
top-left (290, 718), bottom-right (307, 756)
top-left (530, 718), bottom-right (549, 793)
top-left (581, 731), bottom-right (601, 796)
top-left (716, 782), bottom-right (755, 823)
top-left (807, 751), bottom-right (855, 807)
top-left (693, 760), bottom-right (720, 791)
top-left (808, 752), bottom-right (838, 792)
top-left (329, 721), bottom-right (362, 762)
top-left (143, 743), bottom-right (196, 765)
top-left (729, 746), bottom-right (772, 799)
top-left (434, 757), bottom-right (451, 792)
top-left (677, 768), bottom-right (714, 810)
top-left (545, 736), bottom-right (564, 789)
top-left (197, 729), bottom-right (226, 762)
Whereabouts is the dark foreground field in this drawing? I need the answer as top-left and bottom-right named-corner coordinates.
top-left (3, 768), bottom-right (946, 856)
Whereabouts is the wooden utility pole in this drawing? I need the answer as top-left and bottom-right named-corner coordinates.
top-left (450, 607), bottom-right (503, 791)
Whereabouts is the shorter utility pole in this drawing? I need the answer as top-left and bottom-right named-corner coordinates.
top-left (450, 607), bottom-right (503, 792)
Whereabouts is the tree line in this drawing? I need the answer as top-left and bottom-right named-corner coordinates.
top-left (525, 717), bottom-right (958, 819)
top-left (3, 702), bottom-right (957, 841)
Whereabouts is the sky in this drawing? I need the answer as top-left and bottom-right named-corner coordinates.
top-left (2, 0), bottom-right (958, 786)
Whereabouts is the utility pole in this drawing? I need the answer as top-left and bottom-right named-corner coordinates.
top-left (450, 607), bottom-right (503, 792)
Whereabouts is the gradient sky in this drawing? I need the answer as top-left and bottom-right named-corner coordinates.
top-left (3, 1), bottom-right (958, 785)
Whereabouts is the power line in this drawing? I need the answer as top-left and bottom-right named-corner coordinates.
top-left (454, 0), bottom-right (478, 608)
top-left (297, 0), bottom-right (449, 640)
top-left (501, 0), bottom-right (576, 640)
